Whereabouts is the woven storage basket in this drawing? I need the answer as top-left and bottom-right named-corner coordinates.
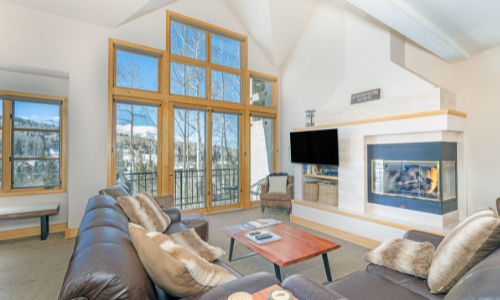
top-left (303, 181), bottom-right (319, 202)
top-left (318, 181), bottom-right (338, 206)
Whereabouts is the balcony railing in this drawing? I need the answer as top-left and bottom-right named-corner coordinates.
top-left (117, 172), bottom-right (158, 196)
top-left (174, 168), bottom-right (239, 210)
top-left (117, 168), bottom-right (239, 211)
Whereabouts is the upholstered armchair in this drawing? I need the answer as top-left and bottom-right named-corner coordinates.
top-left (260, 175), bottom-right (294, 214)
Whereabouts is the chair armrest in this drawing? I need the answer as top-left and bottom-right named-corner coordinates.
top-left (154, 195), bottom-right (174, 209)
top-left (282, 275), bottom-right (348, 300)
top-left (403, 230), bottom-right (445, 249)
top-left (183, 272), bottom-right (281, 300)
top-left (261, 183), bottom-right (269, 194)
top-left (287, 183), bottom-right (294, 198)
top-left (162, 208), bottom-right (181, 223)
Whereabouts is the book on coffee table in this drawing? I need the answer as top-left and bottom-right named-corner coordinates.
top-left (245, 231), bottom-right (281, 244)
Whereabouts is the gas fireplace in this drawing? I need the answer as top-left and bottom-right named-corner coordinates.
top-left (367, 142), bottom-right (458, 215)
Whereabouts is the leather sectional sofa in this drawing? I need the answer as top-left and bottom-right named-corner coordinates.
top-left (58, 186), bottom-right (280, 300)
top-left (281, 230), bottom-right (500, 300)
top-left (59, 185), bottom-right (500, 299)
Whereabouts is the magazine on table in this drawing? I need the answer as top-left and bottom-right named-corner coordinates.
top-left (230, 218), bottom-right (282, 232)
top-left (245, 230), bottom-right (282, 244)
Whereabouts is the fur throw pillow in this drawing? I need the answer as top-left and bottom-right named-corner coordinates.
top-left (129, 223), bottom-right (237, 298)
top-left (364, 238), bottom-right (435, 279)
top-left (169, 228), bottom-right (224, 262)
top-left (428, 207), bottom-right (500, 294)
top-left (117, 192), bottom-right (171, 232)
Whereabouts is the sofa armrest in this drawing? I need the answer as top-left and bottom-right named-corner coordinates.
top-left (261, 183), bottom-right (269, 194)
top-left (162, 208), bottom-right (181, 223)
top-left (183, 272), bottom-right (281, 300)
top-left (403, 230), bottom-right (445, 249)
top-left (282, 275), bottom-right (348, 300)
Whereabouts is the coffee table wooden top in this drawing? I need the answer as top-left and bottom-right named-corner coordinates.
top-left (251, 284), bottom-right (299, 300)
top-left (221, 223), bottom-right (340, 267)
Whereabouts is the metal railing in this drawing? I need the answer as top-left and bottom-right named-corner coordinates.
top-left (174, 168), bottom-right (239, 210)
top-left (117, 172), bottom-right (158, 196)
top-left (117, 169), bottom-right (239, 211)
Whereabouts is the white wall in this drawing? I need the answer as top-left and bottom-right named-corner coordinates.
top-left (405, 41), bottom-right (500, 215)
top-left (280, 0), bottom-right (436, 175)
top-left (0, 0), bottom-right (277, 230)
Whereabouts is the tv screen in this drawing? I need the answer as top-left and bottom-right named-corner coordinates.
top-left (290, 129), bottom-right (339, 165)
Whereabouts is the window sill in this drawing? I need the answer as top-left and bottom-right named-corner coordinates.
top-left (0, 187), bottom-right (66, 198)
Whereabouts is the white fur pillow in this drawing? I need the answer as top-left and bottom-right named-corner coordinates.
top-left (428, 207), bottom-right (500, 294)
top-left (364, 238), bottom-right (435, 279)
top-left (169, 228), bottom-right (224, 262)
top-left (129, 224), bottom-right (236, 298)
top-left (117, 192), bottom-right (171, 232)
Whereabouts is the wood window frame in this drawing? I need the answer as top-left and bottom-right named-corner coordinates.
top-left (167, 11), bottom-right (247, 106)
top-left (107, 12), bottom-right (279, 213)
top-left (245, 71), bottom-right (279, 207)
top-left (0, 90), bottom-right (67, 197)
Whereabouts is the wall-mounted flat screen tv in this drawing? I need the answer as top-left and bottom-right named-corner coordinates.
top-left (290, 129), bottom-right (339, 165)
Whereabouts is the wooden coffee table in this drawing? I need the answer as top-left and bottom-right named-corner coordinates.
top-left (221, 223), bottom-right (341, 282)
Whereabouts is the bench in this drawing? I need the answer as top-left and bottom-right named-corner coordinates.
top-left (0, 203), bottom-right (60, 240)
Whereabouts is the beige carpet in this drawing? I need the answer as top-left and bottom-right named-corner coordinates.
top-left (0, 232), bottom-right (75, 300)
top-left (0, 207), bottom-right (369, 299)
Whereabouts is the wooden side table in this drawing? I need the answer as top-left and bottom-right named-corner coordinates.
top-left (251, 284), bottom-right (298, 300)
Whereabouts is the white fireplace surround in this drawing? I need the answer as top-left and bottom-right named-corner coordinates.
top-left (293, 87), bottom-right (466, 233)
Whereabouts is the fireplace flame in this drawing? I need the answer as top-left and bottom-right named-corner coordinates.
top-left (428, 167), bottom-right (438, 193)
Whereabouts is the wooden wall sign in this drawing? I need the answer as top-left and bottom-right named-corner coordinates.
top-left (351, 88), bottom-right (380, 105)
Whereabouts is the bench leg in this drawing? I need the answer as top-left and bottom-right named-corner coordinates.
top-left (41, 215), bottom-right (49, 240)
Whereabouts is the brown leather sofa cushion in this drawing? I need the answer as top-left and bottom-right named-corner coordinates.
top-left (365, 264), bottom-right (444, 300)
top-left (59, 195), bottom-right (157, 300)
top-left (99, 184), bottom-right (130, 199)
top-left (444, 247), bottom-right (500, 299)
top-left (129, 224), bottom-right (237, 298)
top-left (325, 271), bottom-right (428, 300)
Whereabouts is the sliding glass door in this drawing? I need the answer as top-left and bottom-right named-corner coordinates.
top-left (250, 115), bottom-right (274, 202)
top-left (115, 101), bottom-right (159, 196)
top-left (211, 111), bottom-right (240, 207)
top-left (173, 107), bottom-right (207, 210)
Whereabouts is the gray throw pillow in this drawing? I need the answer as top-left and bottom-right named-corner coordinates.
top-left (364, 238), bottom-right (435, 278)
top-left (268, 176), bottom-right (287, 193)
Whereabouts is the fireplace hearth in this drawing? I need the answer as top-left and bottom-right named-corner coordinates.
top-left (367, 142), bottom-right (458, 215)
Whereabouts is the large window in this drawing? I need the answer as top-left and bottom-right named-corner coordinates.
top-left (109, 12), bottom-right (278, 213)
top-left (168, 19), bottom-right (244, 103)
top-left (115, 100), bottom-right (159, 196)
top-left (0, 91), bottom-right (67, 196)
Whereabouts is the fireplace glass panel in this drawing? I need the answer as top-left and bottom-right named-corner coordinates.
top-left (383, 161), bottom-right (401, 195)
top-left (372, 160), bottom-right (384, 194)
top-left (442, 161), bottom-right (456, 201)
top-left (372, 160), bottom-right (440, 202)
top-left (418, 162), bottom-right (439, 200)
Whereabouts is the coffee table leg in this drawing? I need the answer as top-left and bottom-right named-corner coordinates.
top-left (274, 263), bottom-right (282, 282)
top-left (322, 253), bottom-right (332, 282)
top-left (229, 237), bottom-right (235, 261)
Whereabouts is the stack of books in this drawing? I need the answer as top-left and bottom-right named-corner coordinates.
top-left (245, 231), bottom-right (282, 244)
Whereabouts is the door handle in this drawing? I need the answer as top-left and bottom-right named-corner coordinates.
top-left (169, 172), bottom-right (173, 176)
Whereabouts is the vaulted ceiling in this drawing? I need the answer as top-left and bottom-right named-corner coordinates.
top-left (3, 0), bottom-right (500, 65)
